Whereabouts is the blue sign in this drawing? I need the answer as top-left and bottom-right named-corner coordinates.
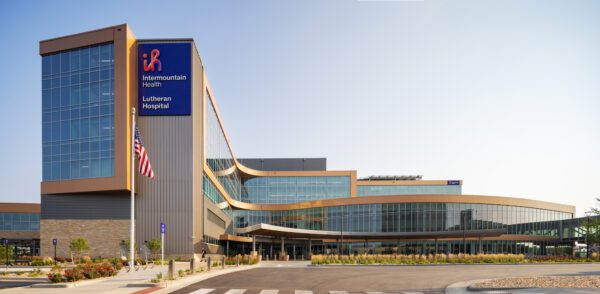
top-left (160, 223), bottom-right (166, 234)
top-left (138, 43), bottom-right (192, 116)
top-left (52, 239), bottom-right (57, 246)
top-left (447, 180), bottom-right (461, 185)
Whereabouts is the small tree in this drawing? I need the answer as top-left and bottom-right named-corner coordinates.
top-left (69, 237), bottom-right (90, 262)
top-left (147, 238), bottom-right (161, 260)
top-left (583, 198), bottom-right (600, 260)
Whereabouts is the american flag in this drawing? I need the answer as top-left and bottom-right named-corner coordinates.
top-left (134, 126), bottom-right (155, 179)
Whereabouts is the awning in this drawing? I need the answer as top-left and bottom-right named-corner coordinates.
top-left (234, 223), bottom-right (506, 240)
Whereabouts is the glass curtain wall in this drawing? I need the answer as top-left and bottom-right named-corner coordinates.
top-left (204, 91), bottom-right (244, 200)
top-left (0, 213), bottom-right (40, 231)
top-left (358, 185), bottom-right (461, 196)
top-left (42, 43), bottom-right (115, 181)
top-left (234, 203), bottom-right (571, 236)
top-left (242, 176), bottom-right (351, 204)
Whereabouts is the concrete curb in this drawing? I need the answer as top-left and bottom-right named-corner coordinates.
top-left (148, 265), bottom-right (258, 294)
top-left (29, 276), bottom-right (112, 288)
top-left (445, 279), bottom-right (492, 294)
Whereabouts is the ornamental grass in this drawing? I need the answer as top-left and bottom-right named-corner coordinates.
top-left (311, 253), bottom-right (527, 265)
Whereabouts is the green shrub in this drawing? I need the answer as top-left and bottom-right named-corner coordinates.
top-left (47, 261), bottom-right (117, 283)
top-left (178, 269), bottom-right (185, 277)
top-left (311, 253), bottom-right (530, 265)
top-left (47, 272), bottom-right (65, 283)
top-left (31, 256), bottom-right (54, 266)
top-left (64, 268), bottom-right (84, 282)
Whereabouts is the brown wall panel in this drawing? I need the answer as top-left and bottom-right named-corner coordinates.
top-left (0, 203), bottom-right (40, 213)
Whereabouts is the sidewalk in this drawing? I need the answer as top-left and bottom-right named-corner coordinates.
top-left (0, 261), bottom-right (238, 294)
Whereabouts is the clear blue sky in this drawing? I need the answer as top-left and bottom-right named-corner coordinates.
top-left (1, 0), bottom-right (599, 216)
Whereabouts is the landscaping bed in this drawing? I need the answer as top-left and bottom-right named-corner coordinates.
top-left (471, 276), bottom-right (600, 289)
top-left (47, 260), bottom-right (120, 283)
top-left (311, 254), bottom-right (597, 265)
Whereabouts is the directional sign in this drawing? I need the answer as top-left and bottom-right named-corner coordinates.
top-left (52, 239), bottom-right (57, 246)
top-left (160, 223), bottom-right (166, 234)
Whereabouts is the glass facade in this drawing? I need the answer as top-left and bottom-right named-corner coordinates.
top-left (358, 185), bottom-right (461, 196)
top-left (205, 91), bottom-right (244, 200)
top-left (234, 203), bottom-right (571, 236)
top-left (42, 43), bottom-right (115, 181)
top-left (242, 176), bottom-right (351, 204)
top-left (203, 174), bottom-right (232, 216)
top-left (0, 212), bottom-right (40, 231)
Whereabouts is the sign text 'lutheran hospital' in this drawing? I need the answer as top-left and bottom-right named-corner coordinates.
top-left (138, 43), bottom-right (192, 116)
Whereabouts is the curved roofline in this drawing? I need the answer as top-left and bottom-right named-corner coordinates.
top-left (234, 223), bottom-right (562, 242)
top-left (202, 169), bottom-right (575, 213)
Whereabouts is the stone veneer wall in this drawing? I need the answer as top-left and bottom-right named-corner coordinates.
top-left (40, 219), bottom-right (129, 258)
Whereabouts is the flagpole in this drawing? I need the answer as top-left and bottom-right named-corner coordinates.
top-left (130, 107), bottom-right (136, 268)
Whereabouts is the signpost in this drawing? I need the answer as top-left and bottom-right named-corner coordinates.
top-left (160, 222), bottom-right (165, 279)
top-left (52, 239), bottom-right (57, 265)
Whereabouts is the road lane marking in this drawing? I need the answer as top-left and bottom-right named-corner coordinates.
top-left (189, 289), bottom-right (215, 294)
top-left (259, 290), bottom-right (279, 294)
top-left (295, 291), bottom-right (313, 294)
top-left (330, 292), bottom-right (349, 294)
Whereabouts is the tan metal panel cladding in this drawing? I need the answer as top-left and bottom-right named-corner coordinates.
top-left (136, 116), bottom-right (194, 255)
top-left (191, 43), bottom-right (204, 252)
top-left (0, 203), bottom-right (40, 213)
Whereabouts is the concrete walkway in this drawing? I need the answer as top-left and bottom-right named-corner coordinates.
top-left (0, 261), bottom-right (259, 294)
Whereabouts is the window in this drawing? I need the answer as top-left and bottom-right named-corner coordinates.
top-left (42, 43), bottom-right (114, 181)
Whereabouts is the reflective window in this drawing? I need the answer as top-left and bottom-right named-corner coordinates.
top-left (233, 203), bottom-right (571, 236)
top-left (205, 92), bottom-right (244, 200)
top-left (242, 176), bottom-right (351, 204)
top-left (0, 213), bottom-right (40, 231)
top-left (358, 185), bottom-right (461, 196)
top-left (42, 43), bottom-right (114, 181)
top-left (202, 174), bottom-right (232, 216)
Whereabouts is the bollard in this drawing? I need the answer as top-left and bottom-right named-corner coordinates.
top-left (168, 260), bottom-right (174, 280)
top-left (207, 256), bottom-right (211, 271)
top-left (236, 255), bottom-right (239, 267)
top-left (190, 258), bottom-right (195, 273)
top-left (222, 256), bottom-right (225, 269)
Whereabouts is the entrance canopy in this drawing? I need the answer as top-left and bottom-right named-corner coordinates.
top-left (234, 223), bottom-right (506, 240)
